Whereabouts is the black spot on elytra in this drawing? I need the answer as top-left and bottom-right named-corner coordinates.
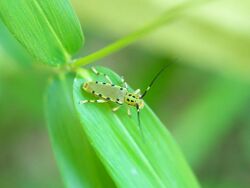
top-left (120, 87), bottom-right (123, 90)
top-left (95, 81), bottom-right (98, 84)
top-left (106, 97), bottom-right (110, 100)
top-left (132, 96), bottom-right (136, 98)
top-left (127, 99), bottom-right (130, 102)
top-left (128, 94), bottom-right (132, 96)
top-left (99, 94), bottom-right (102, 97)
top-left (131, 100), bottom-right (134, 102)
top-left (102, 82), bottom-right (106, 85)
top-left (116, 99), bottom-right (120, 101)
top-left (111, 84), bottom-right (115, 87)
top-left (92, 91), bottom-right (95, 94)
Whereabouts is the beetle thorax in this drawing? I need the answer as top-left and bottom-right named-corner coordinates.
top-left (124, 92), bottom-right (144, 109)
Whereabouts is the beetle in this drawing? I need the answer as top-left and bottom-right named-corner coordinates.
top-left (80, 66), bottom-right (167, 135)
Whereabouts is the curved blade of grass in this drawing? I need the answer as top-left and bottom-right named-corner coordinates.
top-left (45, 73), bottom-right (115, 188)
top-left (0, 0), bottom-right (83, 65)
top-left (73, 66), bottom-right (200, 188)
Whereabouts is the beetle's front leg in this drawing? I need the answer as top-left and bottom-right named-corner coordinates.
top-left (127, 106), bottom-right (131, 117)
top-left (91, 67), bottom-right (112, 84)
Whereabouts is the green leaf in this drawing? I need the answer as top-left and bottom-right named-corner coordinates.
top-left (45, 73), bottom-right (115, 188)
top-left (0, 0), bottom-right (83, 65)
top-left (73, 66), bottom-right (200, 188)
top-left (0, 21), bottom-right (31, 67)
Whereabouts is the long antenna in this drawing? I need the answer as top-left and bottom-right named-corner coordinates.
top-left (140, 64), bottom-right (171, 99)
top-left (136, 105), bottom-right (144, 140)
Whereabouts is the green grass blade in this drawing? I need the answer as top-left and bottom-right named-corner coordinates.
top-left (73, 66), bottom-right (200, 188)
top-left (0, 0), bottom-right (83, 65)
top-left (45, 73), bottom-right (115, 188)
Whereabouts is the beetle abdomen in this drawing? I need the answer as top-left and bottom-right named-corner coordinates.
top-left (83, 81), bottom-right (127, 104)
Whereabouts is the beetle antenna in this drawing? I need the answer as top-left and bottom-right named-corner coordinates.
top-left (140, 64), bottom-right (171, 99)
top-left (136, 105), bottom-right (144, 140)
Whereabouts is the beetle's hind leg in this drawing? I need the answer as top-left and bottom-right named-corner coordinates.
top-left (91, 67), bottom-right (112, 84)
top-left (120, 76), bottom-right (128, 89)
top-left (80, 99), bottom-right (108, 104)
top-left (112, 105), bottom-right (131, 117)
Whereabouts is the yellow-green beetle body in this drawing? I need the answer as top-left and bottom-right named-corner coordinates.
top-left (83, 81), bottom-right (144, 109)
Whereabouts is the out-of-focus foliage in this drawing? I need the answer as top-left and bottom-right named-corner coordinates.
top-left (173, 76), bottom-right (250, 168)
top-left (1, 0), bottom-right (250, 188)
top-left (0, 21), bottom-right (63, 188)
top-left (73, 0), bottom-right (250, 81)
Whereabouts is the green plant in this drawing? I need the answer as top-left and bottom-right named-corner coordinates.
top-left (1, 0), bottom-right (236, 188)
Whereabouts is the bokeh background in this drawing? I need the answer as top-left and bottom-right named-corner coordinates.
top-left (0, 0), bottom-right (250, 187)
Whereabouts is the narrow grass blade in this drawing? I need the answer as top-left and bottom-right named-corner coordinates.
top-left (0, 0), bottom-right (83, 65)
top-left (45, 73), bottom-right (115, 188)
top-left (73, 66), bottom-right (200, 188)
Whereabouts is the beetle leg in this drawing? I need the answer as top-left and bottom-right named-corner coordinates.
top-left (112, 105), bottom-right (121, 112)
top-left (91, 67), bottom-right (112, 84)
top-left (127, 106), bottom-right (131, 117)
top-left (80, 99), bottom-right (108, 104)
top-left (134, 89), bottom-right (141, 95)
top-left (120, 76), bottom-right (128, 89)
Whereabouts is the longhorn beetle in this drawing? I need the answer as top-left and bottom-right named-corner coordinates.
top-left (80, 66), bottom-right (168, 136)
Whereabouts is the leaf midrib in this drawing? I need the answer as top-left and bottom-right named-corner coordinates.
top-left (33, 0), bottom-right (71, 62)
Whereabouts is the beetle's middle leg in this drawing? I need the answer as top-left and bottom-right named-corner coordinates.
top-left (91, 67), bottom-right (112, 84)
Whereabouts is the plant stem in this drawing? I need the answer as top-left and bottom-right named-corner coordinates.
top-left (70, 0), bottom-right (206, 69)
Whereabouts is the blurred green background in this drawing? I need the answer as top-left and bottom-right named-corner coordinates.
top-left (0, 0), bottom-right (250, 188)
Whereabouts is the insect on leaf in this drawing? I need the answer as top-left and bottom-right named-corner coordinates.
top-left (73, 66), bottom-right (200, 188)
top-left (45, 73), bottom-right (115, 188)
top-left (0, 0), bottom-right (83, 65)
